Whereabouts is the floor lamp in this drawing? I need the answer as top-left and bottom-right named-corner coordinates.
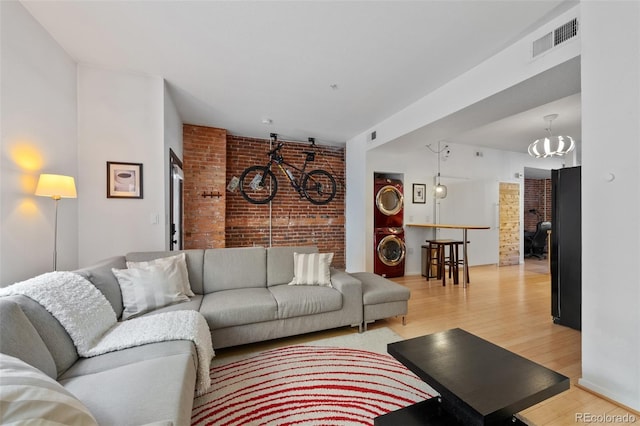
top-left (35, 174), bottom-right (77, 271)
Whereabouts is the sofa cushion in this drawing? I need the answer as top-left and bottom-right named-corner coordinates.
top-left (0, 299), bottom-right (57, 379)
top-left (350, 272), bottom-right (411, 305)
top-left (266, 245), bottom-right (318, 286)
top-left (4, 295), bottom-right (78, 377)
top-left (75, 256), bottom-right (126, 318)
top-left (203, 247), bottom-right (266, 292)
top-left (112, 265), bottom-right (190, 320)
top-left (141, 294), bottom-right (203, 316)
top-left (126, 250), bottom-right (205, 295)
top-left (288, 252), bottom-right (334, 286)
top-left (0, 354), bottom-right (98, 425)
top-left (58, 340), bottom-right (196, 380)
top-left (269, 285), bottom-right (342, 319)
top-left (126, 252), bottom-right (195, 297)
top-left (59, 353), bottom-right (195, 426)
top-left (200, 288), bottom-right (277, 328)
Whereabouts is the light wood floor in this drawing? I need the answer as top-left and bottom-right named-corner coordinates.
top-left (215, 260), bottom-right (636, 425)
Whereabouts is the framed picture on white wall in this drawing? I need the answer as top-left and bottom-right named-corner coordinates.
top-left (413, 183), bottom-right (426, 204)
top-left (107, 161), bottom-right (143, 199)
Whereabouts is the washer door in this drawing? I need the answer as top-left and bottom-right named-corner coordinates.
top-left (377, 235), bottom-right (406, 266)
top-left (375, 185), bottom-right (403, 216)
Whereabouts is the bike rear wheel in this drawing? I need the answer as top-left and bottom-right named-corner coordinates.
top-left (302, 169), bottom-right (337, 205)
top-left (239, 166), bottom-right (278, 204)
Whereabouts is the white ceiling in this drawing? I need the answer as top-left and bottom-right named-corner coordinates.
top-left (21, 0), bottom-right (580, 151)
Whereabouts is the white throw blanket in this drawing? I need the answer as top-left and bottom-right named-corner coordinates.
top-left (0, 272), bottom-right (214, 395)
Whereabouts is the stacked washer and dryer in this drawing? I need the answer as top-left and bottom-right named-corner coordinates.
top-left (374, 177), bottom-right (406, 278)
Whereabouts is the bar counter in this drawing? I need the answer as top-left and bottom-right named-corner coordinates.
top-left (406, 223), bottom-right (490, 287)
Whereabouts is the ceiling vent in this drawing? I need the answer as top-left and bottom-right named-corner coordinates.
top-left (532, 18), bottom-right (578, 58)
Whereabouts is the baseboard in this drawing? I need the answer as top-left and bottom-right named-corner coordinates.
top-left (576, 380), bottom-right (640, 417)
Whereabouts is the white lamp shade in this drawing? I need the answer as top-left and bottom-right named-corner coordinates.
top-left (528, 135), bottom-right (576, 158)
top-left (35, 174), bottom-right (77, 199)
top-left (434, 183), bottom-right (447, 199)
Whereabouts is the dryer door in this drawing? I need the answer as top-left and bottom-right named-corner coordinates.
top-left (377, 234), bottom-right (406, 266)
top-left (375, 185), bottom-right (403, 216)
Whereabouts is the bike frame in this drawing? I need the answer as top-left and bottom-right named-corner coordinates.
top-left (264, 145), bottom-right (313, 193)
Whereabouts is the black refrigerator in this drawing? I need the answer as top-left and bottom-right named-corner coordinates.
top-left (551, 166), bottom-right (581, 330)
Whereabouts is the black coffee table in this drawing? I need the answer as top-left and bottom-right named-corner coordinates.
top-left (375, 328), bottom-right (570, 426)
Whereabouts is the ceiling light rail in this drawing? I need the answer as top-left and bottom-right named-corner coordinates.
top-left (270, 133), bottom-right (330, 147)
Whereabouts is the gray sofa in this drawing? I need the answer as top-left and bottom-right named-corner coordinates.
top-left (0, 245), bottom-right (368, 425)
top-left (107, 245), bottom-right (364, 348)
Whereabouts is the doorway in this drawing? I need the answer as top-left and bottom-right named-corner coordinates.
top-left (499, 182), bottom-right (520, 266)
top-left (169, 149), bottom-right (184, 250)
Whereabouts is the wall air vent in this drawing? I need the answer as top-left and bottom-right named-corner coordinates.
top-left (555, 18), bottom-right (578, 46)
top-left (532, 18), bottom-right (578, 58)
top-left (533, 32), bottom-right (553, 57)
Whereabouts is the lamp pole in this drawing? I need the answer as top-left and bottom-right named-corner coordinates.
top-left (53, 195), bottom-right (61, 271)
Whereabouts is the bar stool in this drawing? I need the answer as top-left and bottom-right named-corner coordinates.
top-left (425, 239), bottom-right (469, 285)
top-left (423, 240), bottom-right (440, 283)
top-left (453, 240), bottom-right (471, 284)
top-left (425, 239), bottom-right (452, 286)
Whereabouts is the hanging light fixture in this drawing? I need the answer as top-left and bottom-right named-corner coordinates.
top-left (528, 114), bottom-right (575, 158)
top-left (427, 141), bottom-right (448, 199)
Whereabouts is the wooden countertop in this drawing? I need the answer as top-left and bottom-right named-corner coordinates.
top-left (406, 223), bottom-right (490, 230)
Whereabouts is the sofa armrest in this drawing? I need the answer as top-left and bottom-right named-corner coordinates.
top-left (330, 269), bottom-right (363, 325)
top-left (330, 268), bottom-right (360, 288)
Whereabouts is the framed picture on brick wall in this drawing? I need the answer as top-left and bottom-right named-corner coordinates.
top-left (107, 162), bottom-right (143, 199)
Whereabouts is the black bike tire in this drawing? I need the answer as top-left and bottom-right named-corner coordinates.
top-left (239, 166), bottom-right (278, 204)
top-left (302, 169), bottom-right (337, 205)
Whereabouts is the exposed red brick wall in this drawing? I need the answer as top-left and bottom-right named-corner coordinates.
top-left (183, 125), bottom-right (227, 249)
top-left (226, 135), bottom-right (346, 269)
top-left (524, 178), bottom-right (552, 232)
top-left (182, 126), bottom-right (346, 269)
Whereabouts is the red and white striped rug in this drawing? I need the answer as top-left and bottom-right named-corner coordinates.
top-left (191, 345), bottom-right (435, 426)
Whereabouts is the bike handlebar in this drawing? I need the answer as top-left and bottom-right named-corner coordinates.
top-left (268, 142), bottom-right (284, 157)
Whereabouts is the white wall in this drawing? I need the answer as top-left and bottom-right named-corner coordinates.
top-left (579, 1), bottom-right (640, 410)
top-left (0, 1), bottom-right (78, 284)
top-left (77, 65), bottom-right (166, 266)
top-left (164, 83), bottom-right (183, 161)
top-left (163, 82), bottom-right (183, 250)
top-left (345, 134), bottom-right (368, 272)
top-left (346, 5), bottom-right (580, 272)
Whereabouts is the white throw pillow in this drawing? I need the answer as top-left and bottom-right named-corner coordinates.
top-left (112, 263), bottom-right (190, 320)
top-left (0, 353), bottom-right (99, 425)
top-left (288, 252), bottom-right (334, 287)
top-left (126, 253), bottom-right (195, 297)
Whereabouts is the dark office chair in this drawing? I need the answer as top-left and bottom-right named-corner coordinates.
top-left (525, 221), bottom-right (552, 259)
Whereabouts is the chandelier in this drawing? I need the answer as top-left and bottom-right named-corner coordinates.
top-left (528, 114), bottom-right (575, 158)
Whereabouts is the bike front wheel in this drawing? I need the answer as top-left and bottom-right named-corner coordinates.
top-left (239, 166), bottom-right (278, 204)
top-left (302, 169), bottom-right (337, 205)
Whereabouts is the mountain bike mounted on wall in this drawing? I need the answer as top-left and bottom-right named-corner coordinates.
top-left (239, 134), bottom-right (337, 205)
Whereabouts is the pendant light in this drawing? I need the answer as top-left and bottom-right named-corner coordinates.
top-left (427, 141), bottom-right (448, 199)
top-left (528, 114), bottom-right (575, 158)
